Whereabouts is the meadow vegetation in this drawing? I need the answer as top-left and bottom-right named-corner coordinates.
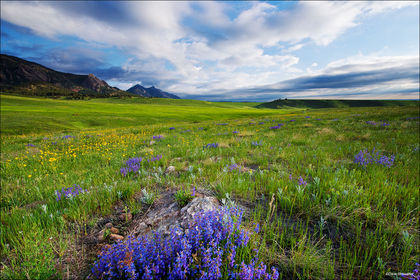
top-left (0, 94), bottom-right (419, 279)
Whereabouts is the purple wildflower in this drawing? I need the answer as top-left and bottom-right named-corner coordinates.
top-left (204, 143), bottom-right (219, 149)
top-left (56, 184), bottom-right (88, 201)
top-left (354, 148), bottom-right (395, 168)
top-left (297, 176), bottom-right (307, 186)
top-left (91, 206), bottom-right (278, 279)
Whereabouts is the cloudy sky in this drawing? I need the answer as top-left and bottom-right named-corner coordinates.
top-left (1, 1), bottom-right (419, 101)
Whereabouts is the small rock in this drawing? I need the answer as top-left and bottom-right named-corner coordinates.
top-left (110, 234), bottom-right (124, 241)
top-left (105, 222), bottom-right (113, 229)
top-left (150, 140), bottom-right (156, 145)
top-left (98, 229), bottom-right (106, 242)
top-left (110, 227), bottom-right (119, 234)
top-left (166, 166), bottom-right (176, 173)
top-left (119, 213), bottom-right (132, 222)
top-left (136, 222), bottom-right (147, 232)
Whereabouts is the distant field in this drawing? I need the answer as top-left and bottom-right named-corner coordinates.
top-left (257, 99), bottom-right (419, 109)
top-left (0, 94), bottom-right (293, 135)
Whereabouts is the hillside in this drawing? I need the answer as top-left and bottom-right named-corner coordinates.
top-left (127, 84), bottom-right (180, 99)
top-left (0, 94), bottom-right (287, 135)
top-left (0, 54), bottom-right (130, 97)
top-left (257, 99), bottom-right (419, 109)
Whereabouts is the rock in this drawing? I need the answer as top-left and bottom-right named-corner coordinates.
top-left (110, 234), bottom-right (124, 241)
top-left (110, 227), bottom-right (119, 234)
top-left (128, 192), bottom-right (219, 238)
top-left (136, 222), bottom-right (147, 232)
top-left (97, 229), bottom-right (106, 242)
top-left (149, 140), bottom-right (156, 145)
top-left (166, 166), bottom-right (176, 173)
top-left (105, 222), bottom-right (113, 229)
top-left (119, 213), bottom-right (132, 222)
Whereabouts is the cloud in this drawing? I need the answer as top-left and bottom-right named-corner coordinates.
top-left (1, 1), bottom-right (418, 98)
top-left (216, 55), bottom-right (419, 101)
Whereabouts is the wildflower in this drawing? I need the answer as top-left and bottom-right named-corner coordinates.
top-left (91, 206), bottom-right (279, 279)
top-left (297, 176), bottom-right (307, 186)
top-left (204, 143), bottom-right (219, 149)
top-left (354, 148), bottom-right (395, 167)
top-left (56, 184), bottom-right (88, 201)
top-left (152, 135), bottom-right (164, 140)
top-left (251, 141), bottom-right (262, 147)
top-left (26, 143), bottom-right (35, 147)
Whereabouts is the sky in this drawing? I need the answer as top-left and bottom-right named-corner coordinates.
top-left (1, 1), bottom-right (419, 101)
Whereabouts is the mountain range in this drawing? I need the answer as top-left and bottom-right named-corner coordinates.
top-left (127, 84), bottom-right (180, 99)
top-left (0, 54), bottom-right (179, 99)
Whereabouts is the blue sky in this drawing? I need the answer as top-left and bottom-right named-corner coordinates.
top-left (1, 1), bottom-right (418, 101)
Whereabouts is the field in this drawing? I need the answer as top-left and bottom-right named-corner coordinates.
top-left (0, 94), bottom-right (419, 279)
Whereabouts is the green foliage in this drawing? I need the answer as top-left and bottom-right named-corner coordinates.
top-left (174, 188), bottom-right (193, 207)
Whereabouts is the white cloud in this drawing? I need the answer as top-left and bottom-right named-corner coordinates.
top-left (1, 1), bottom-right (418, 97)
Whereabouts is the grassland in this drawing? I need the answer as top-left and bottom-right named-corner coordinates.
top-left (257, 99), bottom-right (418, 109)
top-left (0, 95), bottom-right (289, 135)
top-left (0, 94), bottom-right (419, 279)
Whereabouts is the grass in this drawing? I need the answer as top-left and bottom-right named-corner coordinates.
top-left (257, 99), bottom-right (419, 109)
top-left (0, 95), bottom-right (282, 135)
top-left (0, 93), bottom-right (419, 279)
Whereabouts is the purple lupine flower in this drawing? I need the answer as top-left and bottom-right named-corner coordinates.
top-left (204, 143), bottom-right (219, 149)
top-left (366, 121), bottom-right (377, 125)
top-left (152, 135), bottom-right (164, 140)
top-left (297, 176), bottom-right (307, 186)
top-left (56, 184), bottom-right (87, 201)
top-left (251, 141), bottom-right (262, 147)
top-left (26, 143), bottom-right (36, 147)
top-left (62, 135), bottom-right (74, 139)
top-left (289, 119), bottom-right (295, 122)
top-left (233, 131), bottom-right (239, 134)
top-left (169, 127), bottom-right (175, 130)
top-left (305, 116), bottom-right (310, 118)
top-left (120, 157), bottom-right (143, 176)
top-left (354, 148), bottom-right (395, 168)
top-left (91, 206), bottom-right (278, 279)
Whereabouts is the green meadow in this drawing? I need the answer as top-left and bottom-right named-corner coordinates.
top-left (0, 94), bottom-right (419, 279)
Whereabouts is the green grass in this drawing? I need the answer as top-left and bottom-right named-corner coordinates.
top-left (0, 94), bottom-right (419, 279)
top-left (257, 99), bottom-right (419, 109)
top-left (0, 94), bottom-right (288, 135)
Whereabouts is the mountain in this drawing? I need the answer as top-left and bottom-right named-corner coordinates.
top-left (127, 84), bottom-right (180, 99)
top-left (0, 54), bottom-right (126, 96)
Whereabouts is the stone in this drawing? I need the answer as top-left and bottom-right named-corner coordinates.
top-left (110, 234), bottom-right (124, 241)
top-left (127, 192), bottom-right (219, 238)
top-left (119, 213), bottom-right (132, 222)
top-left (110, 227), bottom-right (119, 234)
top-left (97, 229), bottom-right (106, 242)
top-left (166, 166), bottom-right (176, 173)
top-left (104, 222), bottom-right (113, 229)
